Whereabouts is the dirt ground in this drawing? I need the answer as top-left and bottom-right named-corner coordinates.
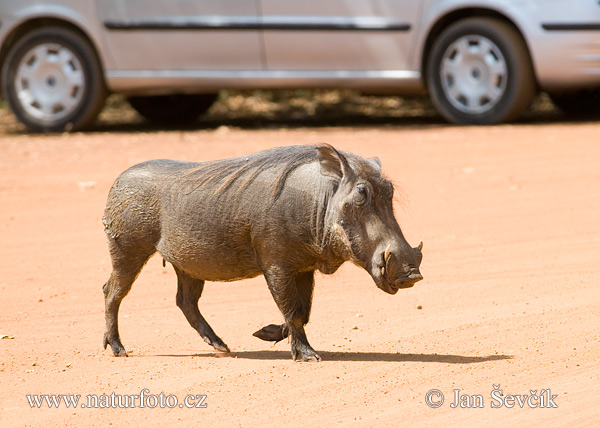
top-left (1, 109), bottom-right (599, 427)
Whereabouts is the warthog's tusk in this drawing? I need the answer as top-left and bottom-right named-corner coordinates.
top-left (384, 244), bottom-right (391, 263)
top-left (381, 266), bottom-right (386, 277)
top-left (418, 240), bottom-right (423, 251)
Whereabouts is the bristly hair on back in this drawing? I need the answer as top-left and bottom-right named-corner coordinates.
top-left (176, 145), bottom-right (320, 201)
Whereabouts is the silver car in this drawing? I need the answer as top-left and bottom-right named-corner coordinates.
top-left (1, 0), bottom-right (599, 132)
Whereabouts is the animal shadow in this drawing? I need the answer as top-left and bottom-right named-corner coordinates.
top-left (152, 350), bottom-right (511, 364)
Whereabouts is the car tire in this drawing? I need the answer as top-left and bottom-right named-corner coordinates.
top-left (1, 26), bottom-right (106, 132)
top-left (550, 90), bottom-right (600, 119)
top-left (426, 18), bottom-right (536, 125)
top-left (128, 94), bottom-right (218, 126)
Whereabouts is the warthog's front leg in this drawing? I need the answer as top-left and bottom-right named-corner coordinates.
top-left (262, 269), bottom-right (321, 361)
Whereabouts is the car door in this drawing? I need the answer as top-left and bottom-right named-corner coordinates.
top-left (259, 0), bottom-right (421, 71)
top-left (96, 0), bottom-right (262, 71)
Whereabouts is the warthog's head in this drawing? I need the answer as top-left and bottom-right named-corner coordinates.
top-left (318, 144), bottom-right (423, 294)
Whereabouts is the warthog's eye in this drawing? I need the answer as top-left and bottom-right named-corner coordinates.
top-left (354, 183), bottom-right (369, 206)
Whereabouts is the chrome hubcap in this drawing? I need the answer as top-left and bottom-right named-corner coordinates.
top-left (440, 35), bottom-right (507, 114)
top-left (15, 43), bottom-right (85, 121)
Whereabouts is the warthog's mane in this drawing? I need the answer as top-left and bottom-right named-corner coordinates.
top-left (176, 145), bottom-right (323, 201)
top-left (171, 144), bottom-right (393, 251)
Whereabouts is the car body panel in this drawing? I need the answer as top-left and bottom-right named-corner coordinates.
top-left (259, 0), bottom-right (421, 71)
top-left (96, 0), bottom-right (263, 73)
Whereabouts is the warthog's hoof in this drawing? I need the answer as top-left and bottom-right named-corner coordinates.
top-left (114, 348), bottom-right (129, 357)
top-left (103, 334), bottom-right (128, 357)
top-left (212, 342), bottom-right (231, 353)
top-left (202, 334), bottom-right (230, 353)
top-left (253, 324), bottom-right (289, 343)
top-left (292, 346), bottom-right (322, 362)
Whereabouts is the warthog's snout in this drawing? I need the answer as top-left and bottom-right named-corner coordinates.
top-left (374, 241), bottom-right (423, 294)
top-left (393, 268), bottom-right (424, 290)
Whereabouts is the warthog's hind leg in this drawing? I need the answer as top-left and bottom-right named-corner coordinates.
top-left (103, 252), bottom-right (153, 357)
top-left (174, 266), bottom-right (230, 353)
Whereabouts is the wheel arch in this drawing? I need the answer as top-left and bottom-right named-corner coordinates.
top-left (420, 7), bottom-right (538, 92)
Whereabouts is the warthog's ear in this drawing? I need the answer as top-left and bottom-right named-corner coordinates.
top-left (369, 157), bottom-right (382, 174)
top-left (316, 143), bottom-right (351, 180)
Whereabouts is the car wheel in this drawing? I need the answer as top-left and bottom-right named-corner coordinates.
top-left (550, 90), bottom-right (600, 119)
top-left (128, 94), bottom-right (218, 126)
top-left (426, 18), bottom-right (535, 125)
top-left (1, 26), bottom-right (106, 132)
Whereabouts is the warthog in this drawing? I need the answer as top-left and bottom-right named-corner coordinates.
top-left (102, 144), bottom-right (423, 361)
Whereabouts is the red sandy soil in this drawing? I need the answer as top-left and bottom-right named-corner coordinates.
top-left (1, 119), bottom-right (599, 427)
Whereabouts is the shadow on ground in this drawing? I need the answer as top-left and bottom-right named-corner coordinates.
top-left (145, 350), bottom-right (512, 363)
top-left (2, 91), bottom-right (595, 135)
